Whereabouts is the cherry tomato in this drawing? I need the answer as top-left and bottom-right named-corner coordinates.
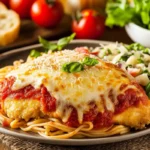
top-left (75, 47), bottom-right (90, 54)
top-left (10, 0), bottom-right (35, 19)
top-left (72, 9), bottom-right (105, 39)
top-left (31, 0), bottom-right (64, 28)
top-left (1, 0), bottom-right (9, 7)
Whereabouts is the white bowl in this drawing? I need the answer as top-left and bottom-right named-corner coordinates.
top-left (125, 23), bottom-right (150, 47)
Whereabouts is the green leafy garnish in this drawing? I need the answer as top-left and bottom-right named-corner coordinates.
top-left (39, 33), bottom-right (76, 52)
top-left (57, 33), bottom-right (76, 50)
top-left (30, 33), bottom-right (76, 58)
top-left (30, 49), bottom-right (41, 58)
top-left (39, 37), bottom-right (58, 52)
top-left (62, 57), bottom-right (99, 73)
top-left (105, 0), bottom-right (150, 29)
top-left (126, 43), bottom-right (150, 54)
top-left (145, 82), bottom-right (150, 98)
top-left (82, 57), bottom-right (99, 66)
top-left (126, 43), bottom-right (145, 51)
top-left (62, 62), bottom-right (84, 73)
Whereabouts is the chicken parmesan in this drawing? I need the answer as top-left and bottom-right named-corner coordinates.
top-left (0, 49), bottom-right (150, 139)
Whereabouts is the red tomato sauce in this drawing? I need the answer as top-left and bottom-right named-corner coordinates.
top-left (0, 77), bottom-right (148, 128)
top-left (0, 77), bottom-right (56, 112)
top-left (116, 83), bottom-right (148, 114)
top-left (65, 107), bottom-right (113, 128)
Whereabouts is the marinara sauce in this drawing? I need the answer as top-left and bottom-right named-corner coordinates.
top-left (0, 77), bottom-right (147, 128)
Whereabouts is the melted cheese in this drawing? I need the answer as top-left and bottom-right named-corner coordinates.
top-left (6, 50), bottom-right (131, 124)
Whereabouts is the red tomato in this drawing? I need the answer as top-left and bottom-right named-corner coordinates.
top-left (31, 0), bottom-right (64, 28)
top-left (75, 47), bottom-right (89, 54)
top-left (10, 0), bottom-right (35, 19)
top-left (1, 0), bottom-right (9, 7)
top-left (72, 9), bottom-right (105, 39)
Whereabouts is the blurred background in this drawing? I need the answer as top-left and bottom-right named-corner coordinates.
top-left (1, 0), bottom-right (149, 52)
top-left (60, 0), bottom-right (106, 14)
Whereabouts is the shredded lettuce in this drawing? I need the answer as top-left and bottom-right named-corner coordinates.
top-left (105, 0), bottom-right (150, 29)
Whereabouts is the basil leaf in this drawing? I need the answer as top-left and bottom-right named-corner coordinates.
top-left (82, 57), bottom-right (99, 66)
top-left (39, 33), bottom-right (76, 52)
top-left (57, 33), bottom-right (76, 50)
top-left (62, 62), bottom-right (84, 73)
top-left (30, 50), bottom-right (41, 58)
top-left (39, 37), bottom-right (58, 52)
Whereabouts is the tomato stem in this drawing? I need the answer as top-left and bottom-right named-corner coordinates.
top-left (45, 0), bottom-right (55, 5)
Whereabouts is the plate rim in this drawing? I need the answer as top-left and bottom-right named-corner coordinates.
top-left (0, 39), bottom-right (116, 57)
top-left (0, 39), bottom-right (149, 146)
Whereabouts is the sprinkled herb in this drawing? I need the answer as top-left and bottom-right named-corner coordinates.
top-left (62, 57), bottom-right (99, 73)
top-left (30, 49), bottom-right (41, 58)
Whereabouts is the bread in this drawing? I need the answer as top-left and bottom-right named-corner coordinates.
top-left (0, 2), bottom-right (20, 46)
top-left (0, 2), bottom-right (7, 11)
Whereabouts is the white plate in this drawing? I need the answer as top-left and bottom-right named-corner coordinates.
top-left (0, 40), bottom-right (150, 146)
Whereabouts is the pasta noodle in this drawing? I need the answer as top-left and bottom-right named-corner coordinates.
top-left (0, 111), bottom-right (129, 139)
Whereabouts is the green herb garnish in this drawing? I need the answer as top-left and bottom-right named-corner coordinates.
top-left (30, 49), bottom-right (41, 58)
top-left (62, 57), bottom-right (99, 73)
top-left (39, 37), bottom-right (58, 52)
top-left (30, 33), bottom-right (76, 58)
top-left (57, 33), bottom-right (76, 50)
top-left (62, 62), bottom-right (84, 73)
top-left (82, 57), bottom-right (99, 66)
top-left (126, 43), bottom-right (145, 51)
top-left (39, 33), bottom-right (76, 52)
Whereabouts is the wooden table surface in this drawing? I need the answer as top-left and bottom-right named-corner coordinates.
top-left (0, 26), bottom-right (133, 150)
